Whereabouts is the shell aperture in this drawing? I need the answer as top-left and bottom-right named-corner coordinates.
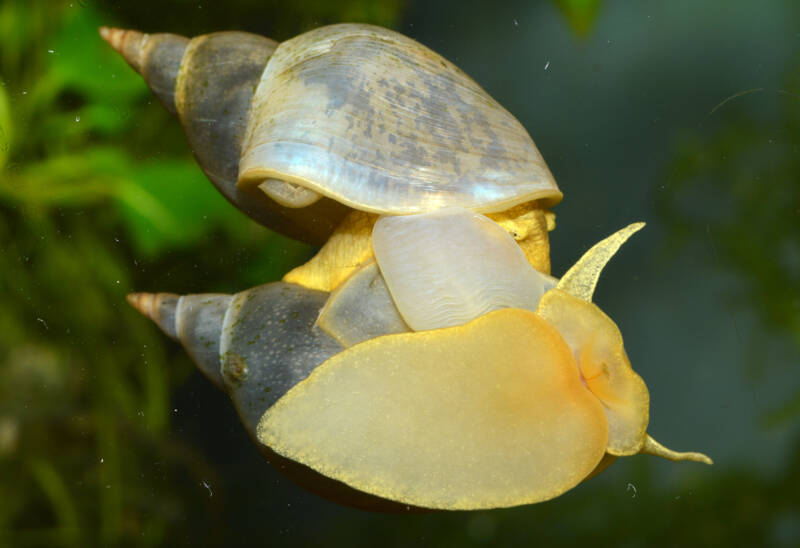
top-left (372, 207), bottom-right (549, 332)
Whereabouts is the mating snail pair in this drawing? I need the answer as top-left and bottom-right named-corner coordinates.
top-left (103, 23), bottom-right (711, 511)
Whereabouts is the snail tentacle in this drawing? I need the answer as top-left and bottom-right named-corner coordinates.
top-left (641, 434), bottom-right (713, 465)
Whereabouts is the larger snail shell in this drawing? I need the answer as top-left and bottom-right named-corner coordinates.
top-left (238, 24), bottom-right (561, 215)
top-left (101, 24), bottom-right (561, 244)
top-left (100, 28), bottom-right (349, 244)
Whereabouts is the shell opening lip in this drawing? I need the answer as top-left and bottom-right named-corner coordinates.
top-left (240, 168), bottom-right (562, 214)
top-left (258, 179), bottom-right (323, 208)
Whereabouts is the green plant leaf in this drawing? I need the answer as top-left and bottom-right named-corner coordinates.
top-left (115, 159), bottom-right (247, 256)
top-left (552, 0), bottom-right (602, 38)
top-left (47, 5), bottom-right (147, 103)
top-left (0, 83), bottom-right (10, 171)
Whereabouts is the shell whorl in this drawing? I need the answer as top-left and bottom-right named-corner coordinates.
top-left (99, 27), bottom-right (147, 72)
top-left (100, 26), bottom-right (349, 244)
top-left (127, 292), bottom-right (230, 388)
top-left (127, 292), bottom-right (179, 339)
top-left (100, 27), bottom-right (189, 114)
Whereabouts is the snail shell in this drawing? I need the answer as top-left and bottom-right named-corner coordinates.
top-left (128, 284), bottom-right (342, 434)
top-left (100, 28), bottom-right (348, 244)
top-left (126, 283), bottom-right (408, 510)
top-left (100, 24), bottom-right (561, 244)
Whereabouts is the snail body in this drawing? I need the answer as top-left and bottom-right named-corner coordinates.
top-left (129, 211), bottom-right (711, 510)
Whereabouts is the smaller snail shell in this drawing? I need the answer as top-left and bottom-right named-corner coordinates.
top-left (127, 284), bottom-right (343, 436)
top-left (176, 294), bottom-right (231, 388)
top-left (219, 283), bottom-right (342, 432)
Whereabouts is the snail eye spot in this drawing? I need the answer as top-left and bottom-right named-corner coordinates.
top-left (583, 361), bottom-right (609, 382)
top-left (536, 289), bottom-right (650, 455)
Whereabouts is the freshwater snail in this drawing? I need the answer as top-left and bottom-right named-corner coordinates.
top-left (100, 23), bottom-right (558, 281)
top-left (107, 23), bottom-right (711, 511)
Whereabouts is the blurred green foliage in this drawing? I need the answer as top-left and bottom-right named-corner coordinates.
top-left (552, 0), bottom-right (602, 38)
top-left (102, 0), bottom-right (405, 39)
top-left (0, 1), bottom-right (405, 546)
top-left (0, 84), bottom-right (10, 170)
top-left (2, 0), bottom-right (798, 546)
top-left (658, 65), bottom-right (800, 428)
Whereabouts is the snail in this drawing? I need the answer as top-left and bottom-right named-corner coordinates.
top-left (128, 213), bottom-right (711, 510)
top-left (106, 23), bottom-right (712, 510)
top-left (100, 23), bottom-right (557, 286)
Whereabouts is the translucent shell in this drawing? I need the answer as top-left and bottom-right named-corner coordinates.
top-left (239, 24), bottom-right (561, 215)
top-left (258, 309), bottom-right (607, 510)
top-left (372, 208), bottom-right (549, 331)
top-left (316, 259), bottom-right (410, 347)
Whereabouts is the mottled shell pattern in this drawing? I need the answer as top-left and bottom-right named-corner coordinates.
top-left (238, 24), bottom-right (561, 214)
top-left (101, 24), bottom-right (561, 243)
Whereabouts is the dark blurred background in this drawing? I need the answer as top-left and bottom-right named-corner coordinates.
top-left (1, 0), bottom-right (798, 546)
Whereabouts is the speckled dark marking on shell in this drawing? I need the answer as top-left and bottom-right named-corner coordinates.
top-left (238, 24), bottom-right (561, 215)
top-left (219, 283), bottom-right (343, 433)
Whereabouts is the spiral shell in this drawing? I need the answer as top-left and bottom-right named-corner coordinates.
top-left (101, 24), bottom-right (560, 243)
